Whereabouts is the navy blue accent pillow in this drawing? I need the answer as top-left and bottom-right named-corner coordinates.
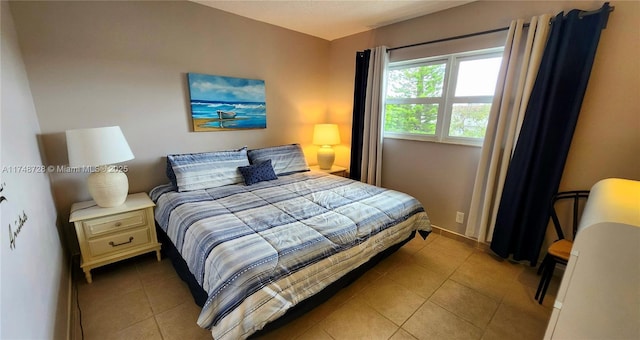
top-left (238, 160), bottom-right (278, 186)
top-left (166, 157), bottom-right (177, 188)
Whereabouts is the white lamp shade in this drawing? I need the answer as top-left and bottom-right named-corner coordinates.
top-left (66, 126), bottom-right (134, 207)
top-left (66, 126), bottom-right (134, 167)
top-left (312, 124), bottom-right (341, 146)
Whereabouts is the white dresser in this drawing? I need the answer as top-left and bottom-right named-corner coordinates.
top-left (544, 178), bottom-right (640, 339)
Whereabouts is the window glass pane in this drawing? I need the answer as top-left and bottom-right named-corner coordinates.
top-left (387, 63), bottom-right (446, 98)
top-left (385, 104), bottom-right (438, 135)
top-left (454, 57), bottom-right (502, 96)
top-left (449, 103), bottom-right (491, 138)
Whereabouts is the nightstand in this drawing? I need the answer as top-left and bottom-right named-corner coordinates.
top-left (310, 165), bottom-right (348, 177)
top-left (69, 192), bottom-right (161, 283)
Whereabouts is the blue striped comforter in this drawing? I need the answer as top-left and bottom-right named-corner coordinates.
top-left (151, 171), bottom-right (431, 339)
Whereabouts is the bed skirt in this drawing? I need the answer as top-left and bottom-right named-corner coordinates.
top-left (156, 224), bottom-right (421, 336)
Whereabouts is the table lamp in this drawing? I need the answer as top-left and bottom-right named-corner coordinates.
top-left (66, 126), bottom-right (134, 208)
top-left (312, 124), bottom-right (340, 170)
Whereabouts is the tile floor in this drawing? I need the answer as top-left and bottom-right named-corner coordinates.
top-left (74, 233), bottom-right (559, 340)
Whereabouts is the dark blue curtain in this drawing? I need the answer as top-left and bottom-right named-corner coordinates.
top-left (349, 50), bottom-right (371, 181)
top-left (490, 3), bottom-right (612, 265)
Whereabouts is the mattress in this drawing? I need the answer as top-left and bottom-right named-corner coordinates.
top-left (150, 171), bottom-right (431, 339)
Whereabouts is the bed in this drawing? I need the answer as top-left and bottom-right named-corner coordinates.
top-left (150, 144), bottom-right (431, 339)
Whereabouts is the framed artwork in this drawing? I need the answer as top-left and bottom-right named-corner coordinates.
top-left (187, 73), bottom-right (267, 131)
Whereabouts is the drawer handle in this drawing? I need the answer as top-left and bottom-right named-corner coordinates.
top-left (109, 237), bottom-right (134, 247)
top-left (115, 222), bottom-right (122, 227)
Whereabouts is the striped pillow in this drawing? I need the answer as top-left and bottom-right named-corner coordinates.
top-left (247, 144), bottom-right (309, 176)
top-left (168, 147), bottom-right (249, 192)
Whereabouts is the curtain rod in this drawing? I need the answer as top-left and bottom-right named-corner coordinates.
top-left (579, 2), bottom-right (614, 19)
top-left (387, 3), bottom-right (614, 53)
top-left (386, 26), bottom-right (512, 53)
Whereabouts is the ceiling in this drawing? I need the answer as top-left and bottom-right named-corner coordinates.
top-left (191, 1), bottom-right (474, 41)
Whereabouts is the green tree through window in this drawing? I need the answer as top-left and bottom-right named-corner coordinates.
top-left (384, 49), bottom-right (502, 145)
top-left (449, 103), bottom-right (492, 138)
top-left (386, 64), bottom-right (445, 135)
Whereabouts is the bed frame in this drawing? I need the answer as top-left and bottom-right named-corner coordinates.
top-left (156, 224), bottom-right (421, 337)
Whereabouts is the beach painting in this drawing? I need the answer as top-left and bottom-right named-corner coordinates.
top-left (187, 73), bottom-right (266, 131)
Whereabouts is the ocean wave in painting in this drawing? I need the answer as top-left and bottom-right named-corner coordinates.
top-left (188, 73), bottom-right (267, 130)
top-left (190, 100), bottom-right (267, 129)
top-left (190, 101), bottom-right (265, 118)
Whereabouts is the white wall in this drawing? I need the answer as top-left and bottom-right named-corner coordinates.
top-left (328, 0), bottom-right (640, 235)
top-left (0, 1), bottom-right (68, 338)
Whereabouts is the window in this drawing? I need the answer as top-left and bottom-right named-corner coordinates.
top-left (384, 48), bottom-right (503, 146)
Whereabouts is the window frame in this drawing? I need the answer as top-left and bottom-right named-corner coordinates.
top-left (383, 47), bottom-right (504, 147)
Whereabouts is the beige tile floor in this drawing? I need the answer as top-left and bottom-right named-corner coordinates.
top-left (74, 233), bottom-right (559, 340)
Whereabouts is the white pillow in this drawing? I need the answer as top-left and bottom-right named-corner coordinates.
top-left (168, 147), bottom-right (249, 192)
top-left (247, 144), bottom-right (309, 176)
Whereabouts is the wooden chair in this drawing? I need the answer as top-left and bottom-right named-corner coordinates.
top-left (535, 190), bottom-right (590, 304)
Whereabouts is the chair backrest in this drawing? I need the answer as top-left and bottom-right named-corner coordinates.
top-left (550, 190), bottom-right (590, 241)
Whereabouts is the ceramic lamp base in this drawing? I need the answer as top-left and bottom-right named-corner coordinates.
top-left (317, 145), bottom-right (335, 170)
top-left (87, 167), bottom-right (129, 207)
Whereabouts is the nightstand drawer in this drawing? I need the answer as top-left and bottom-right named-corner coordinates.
top-left (87, 228), bottom-right (151, 257)
top-left (82, 210), bottom-right (147, 237)
top-left (70, 193), bottom-right (161, 283)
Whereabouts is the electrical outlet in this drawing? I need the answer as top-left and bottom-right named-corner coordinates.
top-left (456, 211), bottom-right (465, 224)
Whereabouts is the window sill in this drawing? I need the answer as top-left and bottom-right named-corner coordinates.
top-left (383, 133), bottom-right (483, 147)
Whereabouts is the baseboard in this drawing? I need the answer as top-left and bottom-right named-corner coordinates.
top-left (67, 255), bottom-right (80, 340)
top-left (430, 224), bottom-right (491, 252)
top-left (66, 255), bottom-right (73, 340)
